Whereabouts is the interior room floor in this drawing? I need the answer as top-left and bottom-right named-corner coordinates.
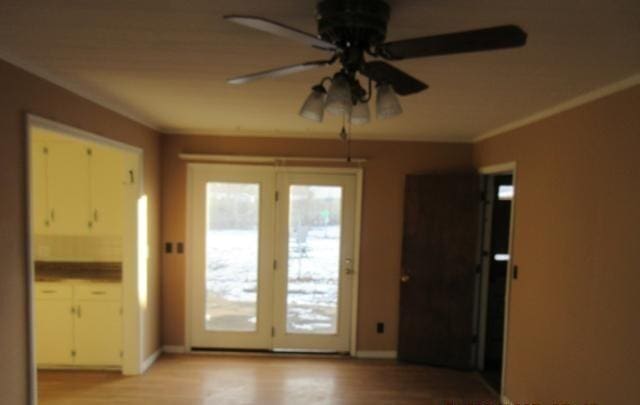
top-left (38, 354), bottom-right (497, 405)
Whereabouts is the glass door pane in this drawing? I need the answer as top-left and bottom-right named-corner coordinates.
top-left (206, 182), bottom-right (259, 332)
top-left (286, 185), bottom-right (342, 334)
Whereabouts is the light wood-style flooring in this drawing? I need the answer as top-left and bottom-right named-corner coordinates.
top-left (38, 354), bottom-right (497, 404)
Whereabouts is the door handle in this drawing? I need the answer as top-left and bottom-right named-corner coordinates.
top-left (401, 268), bottom-right (411, 283)
top-left (344, 258), bottom-right (355, 275)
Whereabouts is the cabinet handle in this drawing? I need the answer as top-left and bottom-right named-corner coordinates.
top-left (77, 305), bottom-right (82, 318)
top-left (94, 209), bottom-right (99, 222)
top-left (91, 291), bottom-right (107, 295)
top-left (40, 290), bottom-right (57, 294)
top-left (50, 209), bottom-right (55, 221)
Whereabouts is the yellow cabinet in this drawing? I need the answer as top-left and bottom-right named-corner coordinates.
top-left (48, 140), bottom-right (91, 235)
top-left (75, 300), bottom-right (122, 366)
top-left (34, 283), bottom-right (74, 366)
top-left (35, 282), bottom-right (122, 368)
top-left (30, 141), bottom-right (53, 235)
top-left (31, 130), bottom-right (125, 238)
top-left (89, 144), bottom-right (124, 236)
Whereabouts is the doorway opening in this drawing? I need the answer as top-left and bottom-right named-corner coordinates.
top-left (26, 115), bottom-right (147, 402)
top-left (476, 169), bottom-right (515, 393)
top-left (187, 164), bottom-right (362, 354)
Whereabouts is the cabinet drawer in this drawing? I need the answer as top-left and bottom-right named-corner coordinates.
top-left (75, 284), bottom-right (122, 301)
top-left (35, 283), bottom-right (73, 300)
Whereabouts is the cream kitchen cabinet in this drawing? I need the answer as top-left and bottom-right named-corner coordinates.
top-left (31, 131), bottom-right (125, 237)
top-left (35, 281), bottom-right (122, 368)
top-left (88, 144), bottom-right (124, 236)
top-left (30, 141), bottom-right (53, 235)
top-left (74, 284), bottom-right (123, 366)
top-left (34, 283), bottom-right (74, 365)
top-left (48, 140), bottom-right (91, 235)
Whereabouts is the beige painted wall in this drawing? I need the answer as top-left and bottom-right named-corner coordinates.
top-left (161, 135), bottom-right (472, 349)
top-left (473, 85), bottom-right (640, 404)
top-left (0, 59), bottom-right (162, 404)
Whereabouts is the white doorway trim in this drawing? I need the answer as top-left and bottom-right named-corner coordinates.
top-left (477, 161), bottom-right (517, 398)
top-left (184, 163), bottom-right (363, 356)
top-left (25, 115), bottom-right (146, 403)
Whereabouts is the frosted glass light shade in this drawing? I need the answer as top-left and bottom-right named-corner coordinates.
top-left (325, 74), bottom-right (352, 117)
top-left (350, 100), bottom-right (370, 125)
top-left (376, 83), bottom-right (402, 119)
top-left (299, 85), bottom-right (327, 122)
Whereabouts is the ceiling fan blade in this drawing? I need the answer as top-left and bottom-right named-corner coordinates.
top-left (378, 25), bottom-right (527, 60)
top-left (362, 61), bottom-right (428, 96)
top-left (224, 15), bottom-right (338, 51)
top-left (228, 60), bottom-right (334, 85)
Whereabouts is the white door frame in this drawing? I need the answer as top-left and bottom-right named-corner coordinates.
top-left (185, 164), bottom-right (363, 356)
top-left (477, 161), bottom-right (517, 397)
top-left (25, 115), bottom-right (146, 403)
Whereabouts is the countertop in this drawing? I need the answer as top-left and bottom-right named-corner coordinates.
top-left (35, 261), bottom-right (122, 283)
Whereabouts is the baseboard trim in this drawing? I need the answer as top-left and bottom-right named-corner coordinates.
top-left (141, 348), bottom-right (162, 373)
top-left (163, 345), bottom-right (188, 354)
top-left (355, 350), bottom-right (397, 359)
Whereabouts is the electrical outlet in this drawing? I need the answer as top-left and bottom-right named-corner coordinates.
top-left (376, 322), bottom-right (384, 334)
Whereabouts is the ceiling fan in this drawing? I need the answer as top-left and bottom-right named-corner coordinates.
top-left (224, 0), bottom-right (527, 124)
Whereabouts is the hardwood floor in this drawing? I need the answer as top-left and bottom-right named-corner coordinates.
top-left (38, 354), bottom-right (498, 404)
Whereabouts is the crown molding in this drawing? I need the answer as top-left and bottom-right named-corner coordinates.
top-left (160, 126), bottom-right (473, 144)
top-left (0, 51), bottom-right (160, 131)
top-left (474, 73), bottom-right (640, 143)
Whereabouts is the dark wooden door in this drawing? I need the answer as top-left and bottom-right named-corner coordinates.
top-left (398, 173), bottom-right (480, 369)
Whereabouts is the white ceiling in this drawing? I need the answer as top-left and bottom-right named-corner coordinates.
top-left (1, 0), bottom-right (639, 141)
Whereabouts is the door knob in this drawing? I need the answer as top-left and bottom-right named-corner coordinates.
top-left (401, 274), bottom-right (411, 283)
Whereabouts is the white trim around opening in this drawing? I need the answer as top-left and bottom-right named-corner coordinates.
top-left (184, 163), bottom-right (364, 356)
top-left (25, 114), bottom-right (147, 404)
top-left (476, 161), bottom-right (517, 399)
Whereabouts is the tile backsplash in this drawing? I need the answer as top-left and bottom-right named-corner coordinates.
top-left (34, 235), bottom-right (122, 262)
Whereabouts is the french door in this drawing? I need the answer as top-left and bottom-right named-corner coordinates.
top-left (189, 164), bottom-right (358, 352)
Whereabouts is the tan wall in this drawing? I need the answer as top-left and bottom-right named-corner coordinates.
top-left (0, 59), bottom-right (162, 404)
top-left (161, 135), bottom-right (472, 349)
top-left (473, 85), bottom-right (640, 404)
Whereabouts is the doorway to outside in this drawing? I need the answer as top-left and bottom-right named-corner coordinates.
top-left (188, 164), bottom-right (362, 353)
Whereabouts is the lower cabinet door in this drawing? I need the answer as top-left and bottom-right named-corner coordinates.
top-left (74, 301), bottom-right (122, 366)
top-left (35, 299), bottom-right (74, 365)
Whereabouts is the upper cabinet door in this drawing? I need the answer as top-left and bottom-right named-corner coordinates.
top-left (48, 141), bottom-right (91, 235)
top-left (31, 140), bottom-right (52, 235)
top-left (89, 144), bottom-right (124, 236)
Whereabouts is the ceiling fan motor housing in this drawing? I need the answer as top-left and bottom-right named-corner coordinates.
top-left (316, 0), bottom-right (390, 49)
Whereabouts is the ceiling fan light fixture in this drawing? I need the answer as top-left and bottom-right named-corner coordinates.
top-left (350, 100), bottom-right (370, 125)
top-left (299, 84), bottom-right (327, 122)
top-left (325, 73), bottom-right (352, 117)
top-left (376, 83), bottom-right (402, 119)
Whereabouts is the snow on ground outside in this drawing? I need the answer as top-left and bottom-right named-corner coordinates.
top-left (205, 225), bottom-right (340, 334)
